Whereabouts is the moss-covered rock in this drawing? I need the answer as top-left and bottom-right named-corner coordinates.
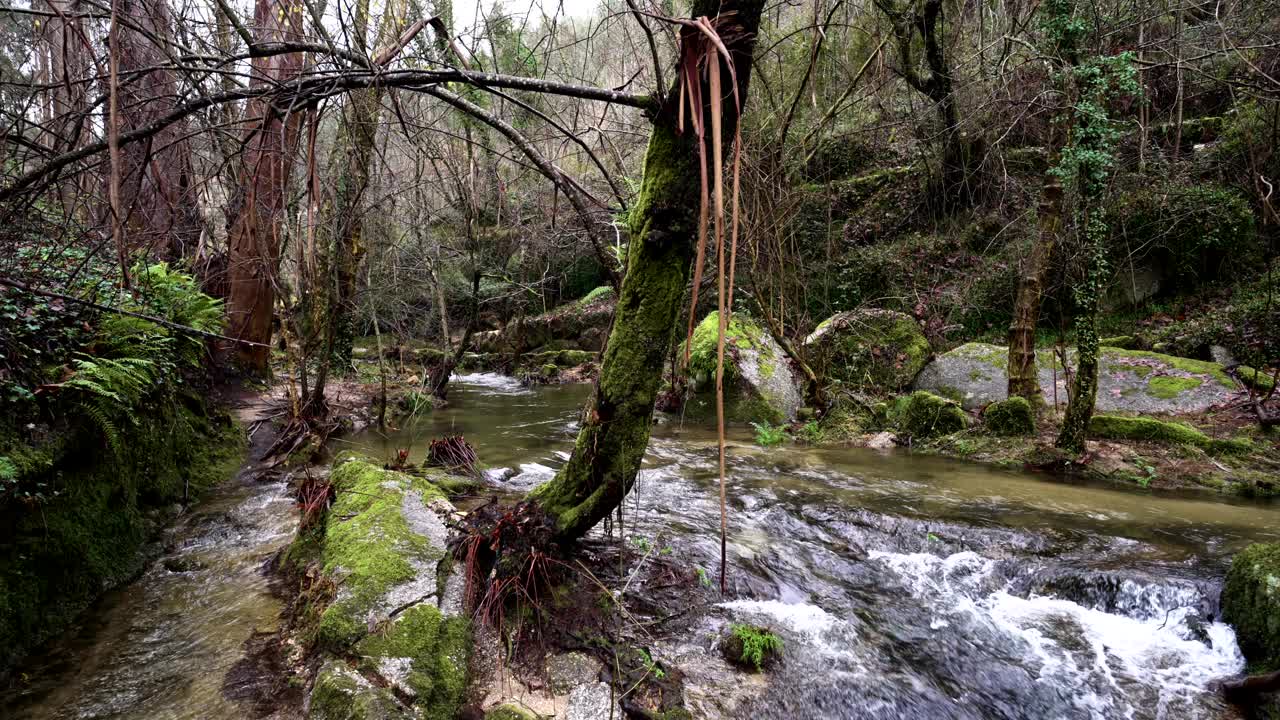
top-left (309, 660), bottom-right (409, 720)
top-left (983, 397), bottom-right (1035, 436)
top-left (1222, 543), bottom-right (1280, 673)
top-left (719, 623), bottom-right (784, 672)
top-left (804, 309), bottom-right (931, 391)
top-left (914, 342), bottom-right (1241, 414)
top-left (297, 458), bottom-right (470, 720)
top-left (889, 391), bottom-right (969, 439)
top-left (682, 312), bottom-right (803, 424)
top-left (1087, 415), bottom-right (1250, 455)
top-left (470, 289), bottom-right (616, 355)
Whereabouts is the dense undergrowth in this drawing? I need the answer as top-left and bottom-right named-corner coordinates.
top-left (0, 244), bottom-right (241, 673)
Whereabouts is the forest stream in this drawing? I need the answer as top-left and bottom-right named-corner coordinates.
top-left (4, 375), bottom-right (1279, 720)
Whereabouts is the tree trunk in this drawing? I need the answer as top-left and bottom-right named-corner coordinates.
top-left (528, 0), bottom-right (766, 543)
top-left (1006, 154), bottom-right (1064, 403)
top-left (222, 0), bottom-right (304, 373)
top-left (1056, 212), bottom-right (1107, 455)
top-left (115, 0), bottom-right (203, 260)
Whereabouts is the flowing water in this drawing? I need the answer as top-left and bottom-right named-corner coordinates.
top-left (0, 414), bottom-right (300, 720)
top-left (4, 375), bottom-right (1279, 720)
top-left (356, 375), bottom-right (1280, 720)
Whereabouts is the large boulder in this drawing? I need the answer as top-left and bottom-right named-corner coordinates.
top-left (1222, 543), bottom-right (1280, 673)
top-left (914, 342), bottom-right (1241, 413)
top-left (297, 459), bottom-right (470, 719)
top-left (471, 287), bottom-right (615, 355)
top-left (684, 312), bottom-right (803, 424)
top-left (804, 309), bottom-right (931, 391)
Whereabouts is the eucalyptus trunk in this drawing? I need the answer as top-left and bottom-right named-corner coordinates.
top-left (222, 0), bottom-right (304, 372)
top-left (528, 0), bottom-right (765, 543)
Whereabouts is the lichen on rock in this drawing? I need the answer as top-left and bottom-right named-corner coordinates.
top-left (914, 342), bottom-right (1243, 414)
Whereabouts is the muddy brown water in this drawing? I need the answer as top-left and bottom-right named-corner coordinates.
top-left (4, 374), bottom-right (1279, 719)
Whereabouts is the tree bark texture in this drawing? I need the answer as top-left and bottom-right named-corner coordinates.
top-left (222, 0), bottom-right (304, 372)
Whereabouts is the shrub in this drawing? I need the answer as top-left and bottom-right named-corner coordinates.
top-left (1109, 182), bottom-right (1258, 289)
top-left (751, 422), bottom-right (789, 447)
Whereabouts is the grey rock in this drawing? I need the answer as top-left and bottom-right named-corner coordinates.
top-left (564, 682), bottom-right (620, 720)
top-left (547, 652), bottom-right (604, 694)
top-left (914, 342), bottom-right (1239, 414)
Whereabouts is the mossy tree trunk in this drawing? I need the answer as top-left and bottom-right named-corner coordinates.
top-left (1056, 211), bottom-right (1107, 455)
top-left (528, 0), bottom-right (766, 543)
top-left (1006, 151), bottom-right (1063, 404)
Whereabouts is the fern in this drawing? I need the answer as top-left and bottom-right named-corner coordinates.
top-left (62, 354), bottom-right (159, 453)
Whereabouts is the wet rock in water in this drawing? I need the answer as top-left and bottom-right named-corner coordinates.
top-left (982, 397), bottom-right (1034, 436)
top-left (804, 309), bottom-right (931, 391)
top-left (915, 341), bottom-right (1242, 413)
top-left (563, 682), bottom-right (620, 720)
top-left (719, 623), bottom-right (784, 672)
top-left (1222, 543), bottom-right (1280, 673)
top-left (294, 457), bottom-right (470, 719)
top-left (888, 391), bottom-right (968, 439)
top-left (683, 312), bottom-right (803, 424)
top-left (161, 556), bottom-right (205, 573)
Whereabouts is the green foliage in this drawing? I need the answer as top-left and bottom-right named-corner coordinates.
top-left (1145, 272), bottom-right (1280, 369)
top-left (751, 421), bottom-right (789, 446)
top-left (797, 420), bottom-right (825, 444)
top-left (1109, 183), bottom-right (1257, 288)
top-left (725, 623), bottom-right (783, 672)
top-left (579, 285), bottom-right (616, 305)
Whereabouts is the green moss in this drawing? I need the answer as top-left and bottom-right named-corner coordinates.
top-left (0, 397), bottom-right (244, 673)
top-left (1101, 348), bottom-right (1235, 388)
top-left (1222, 543), bottom-right (1280, 673)
top-left (809, 310), bottom-right (931, 391)
top-left (1146, 376), bottom-right (1204, 399)
top-left (1237, 366), bottom-right (1276, 393)
top-left (309, 661), bottom-right (408, 720)
top-left (1099, 335), bottom-right (1136, 349)
top-left (317, 459), bottom-right (447, 650)
top-left (352, 604), bottom-right (470, 719)
top-left (684, 311), bottom-right (770, 385)
top-left (983, 397), bottom-right (1035, 436)
top-left (889, 391), bottom-right (968, 439)
top-left (1087, 415), bottom-right (1251, 455)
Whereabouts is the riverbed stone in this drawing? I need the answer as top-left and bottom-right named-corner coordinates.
top-left (547, 651), bottom-right (604, 694)
top-left (1222, 543), bottom-right (1280, 673)
top-left (914, 342), bottom-right (1241, 413)
top-left (684, 312), bottom-right (803, 424)
top-left (471, 288), bottom-right (616, 355)
top-left (804, 309), bottom-right (931, 391)
top-left (302, 458), bottom-right (470, 720)
top-left (982, 397), bottom-right (1034, 436)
